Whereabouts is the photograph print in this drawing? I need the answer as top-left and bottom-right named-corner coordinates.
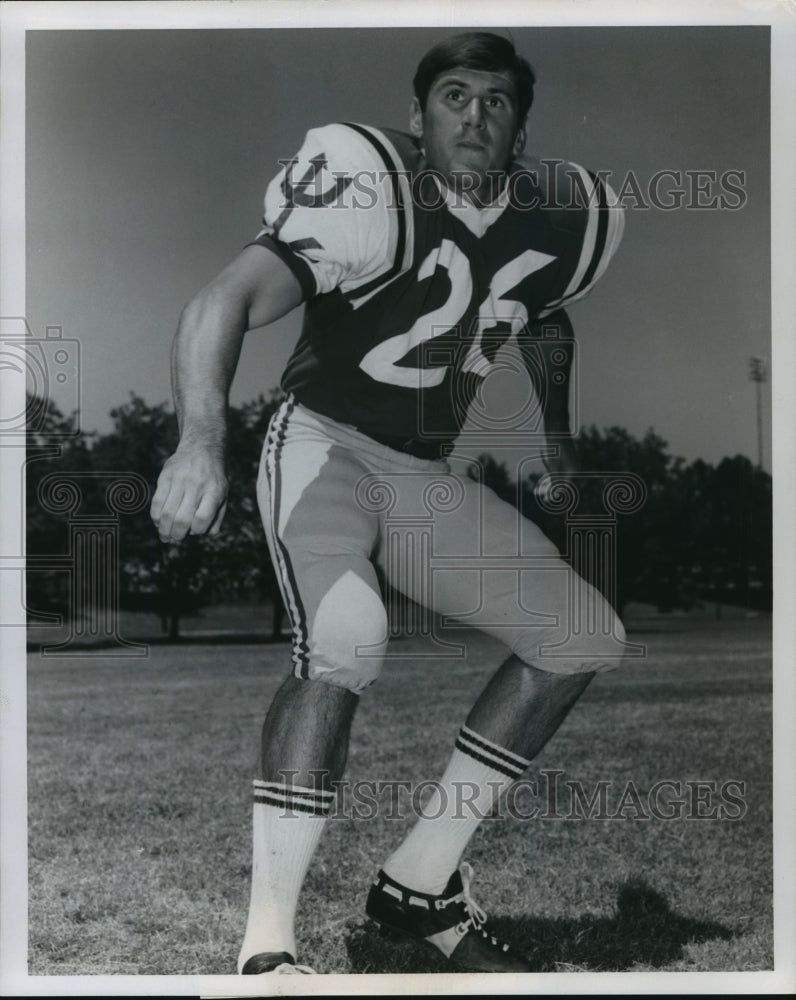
top-left (2, 2), bottom-right (793, 995)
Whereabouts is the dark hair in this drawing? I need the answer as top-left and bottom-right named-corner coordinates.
top-left (413, 31), bottom-right (536, 121)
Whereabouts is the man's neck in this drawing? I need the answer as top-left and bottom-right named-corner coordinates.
top-left (448, 170), bottom-right (509, 210)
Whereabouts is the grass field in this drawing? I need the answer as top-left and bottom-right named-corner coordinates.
top-left (26, 611), bottom-right (773, 977)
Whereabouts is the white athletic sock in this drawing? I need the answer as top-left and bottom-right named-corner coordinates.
top-left (382, 726), bottom-right (531, 895)
top-left (237, 779), bottom-right (334, 972)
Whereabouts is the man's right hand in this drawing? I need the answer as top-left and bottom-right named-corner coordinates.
top-left (149, 246), bottom-right (303, 545)
top-left (150, 445), bottom-right (228, 544)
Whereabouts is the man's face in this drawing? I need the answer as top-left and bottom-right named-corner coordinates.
top-left (410, 67), bottom-right (526, 204)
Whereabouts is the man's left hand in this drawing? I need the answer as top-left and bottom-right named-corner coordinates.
top-left (542, 437), bottom-right (579, 478)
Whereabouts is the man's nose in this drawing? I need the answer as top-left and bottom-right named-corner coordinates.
top-left (463, 97), bottom-right (486, 127)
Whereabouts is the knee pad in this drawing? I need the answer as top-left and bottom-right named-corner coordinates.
top-left (299, 570), bottom-right (389, 693)
top-left (513, 597), bottom-right (629, 675)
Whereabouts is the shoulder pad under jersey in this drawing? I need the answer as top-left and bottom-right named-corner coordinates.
top-left (252, 123), bottom-right (416, 298)
top-left (518, 155), bottom-right (625, 317)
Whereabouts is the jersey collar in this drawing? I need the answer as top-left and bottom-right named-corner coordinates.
top-left (428, 172), bottom-right (512, 238)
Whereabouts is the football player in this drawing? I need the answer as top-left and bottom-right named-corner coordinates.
top-left (151, 31), bottom-right (626, 975)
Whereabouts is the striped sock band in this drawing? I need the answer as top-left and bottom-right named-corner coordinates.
top-left (455, 725), bottom-right (531, 780)
top-left (237, 778), bottom-right (333, 971)
top-left (252, 778), bottom-right (335, 817)
top-left (383, 727), bottom-right (532, 895)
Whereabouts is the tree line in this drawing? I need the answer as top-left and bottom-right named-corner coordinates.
top-left (25, 392), bottom-right (771, 638)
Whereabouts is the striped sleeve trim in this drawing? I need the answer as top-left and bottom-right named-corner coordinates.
top-left (455, 726), bottom-right (531, 779)
top-left (339, 122), bottom-right (411, 303)
top-left (573, 170), bottom-right (609, 295)
top-left (253, 779), bottom-right (335, 816)
top-left (540, 165), bottom-right (625, 317)
top-left (244, 232), bottom-right (317, 300)
top-left (584, 174), bottom-right (625, 288)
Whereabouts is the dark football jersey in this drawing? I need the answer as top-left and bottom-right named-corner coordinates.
top-left (251, 123), bottom-right (624, 456)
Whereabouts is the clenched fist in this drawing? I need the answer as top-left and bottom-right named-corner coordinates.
top-left (150, 445), bottom-right (228, 544)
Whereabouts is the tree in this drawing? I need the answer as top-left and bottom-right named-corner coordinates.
top-left (519, 426), bottom-right (675, 615)
top-left (27, 393), bottom-right (772, 640)
top-left (25, 390), bottom-right (288, 640)
top-left (476, 426), bottom-right (772, 617)
top-left (25, 393), bottom-right (94, 619)
top-left (89, 391), bottom-right (286, 638)
top-left (696, 455), bottom-right (772, 613)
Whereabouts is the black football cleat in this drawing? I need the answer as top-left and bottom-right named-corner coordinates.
top-left (240, 951), bottom-right (315, 975)
top-left (366, 862), bottom-right (532, 973)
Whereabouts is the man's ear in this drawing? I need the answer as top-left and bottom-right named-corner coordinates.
top-left (409, 97), bottom-right (424, 139)
top-left (513, 123), bottom-right (527, 157)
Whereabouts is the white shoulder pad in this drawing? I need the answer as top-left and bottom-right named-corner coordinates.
top-left (537, 161), bottom-right (626, 318)
top-left (259, 123), bottom-right (403, 297)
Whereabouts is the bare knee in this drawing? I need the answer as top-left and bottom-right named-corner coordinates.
top-left (514, 656), bottom-right (596, 695)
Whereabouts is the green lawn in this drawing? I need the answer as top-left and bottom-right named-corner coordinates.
top-left (27, 614), bottom-right (773, 976)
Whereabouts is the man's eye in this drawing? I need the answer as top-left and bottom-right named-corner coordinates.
top-left (446, 89), bottom-right (463, 102)
top-left (487, 96), bottom-right (505, 108)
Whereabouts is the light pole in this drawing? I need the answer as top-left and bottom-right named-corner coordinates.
top-left (747, 356), bottom-right (767, 470)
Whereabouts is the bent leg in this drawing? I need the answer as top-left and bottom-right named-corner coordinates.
top-left (383, 473), bottom-right (621, 893)
top-left (424, 472), bottom-right (628, 675)
top-left (260, 674), bottom-right (357, 789)
top-left (466, 654), bottom-right (593, 758)
top-left (259, 400), bottom-right (390, 693)
top-left (239, 403), bottom-right (388, 970)
top-left (237, 675), bottom-right (358, 971)
top-left (452, 477), bottom-right (624, 754)
top-left (381, 659), bottom-right (593, 893)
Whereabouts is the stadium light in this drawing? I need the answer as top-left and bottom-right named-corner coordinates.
top-left (747, 356), bottom-right (767, 470)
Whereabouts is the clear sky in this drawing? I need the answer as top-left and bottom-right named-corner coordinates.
top-left (25, 23), bottom-right (772, 469)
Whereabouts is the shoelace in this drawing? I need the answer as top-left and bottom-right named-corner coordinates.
top-left (439, 862), bottom-right (509, 951)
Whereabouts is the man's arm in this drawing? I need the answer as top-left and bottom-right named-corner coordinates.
top-left (523, 307), bottom-right (578, 476)
top-left (150, 245), bottom-right (304, 544)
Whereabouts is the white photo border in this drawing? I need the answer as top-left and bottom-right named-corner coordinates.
top-left (1, 1), bottom-right (793, 996)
